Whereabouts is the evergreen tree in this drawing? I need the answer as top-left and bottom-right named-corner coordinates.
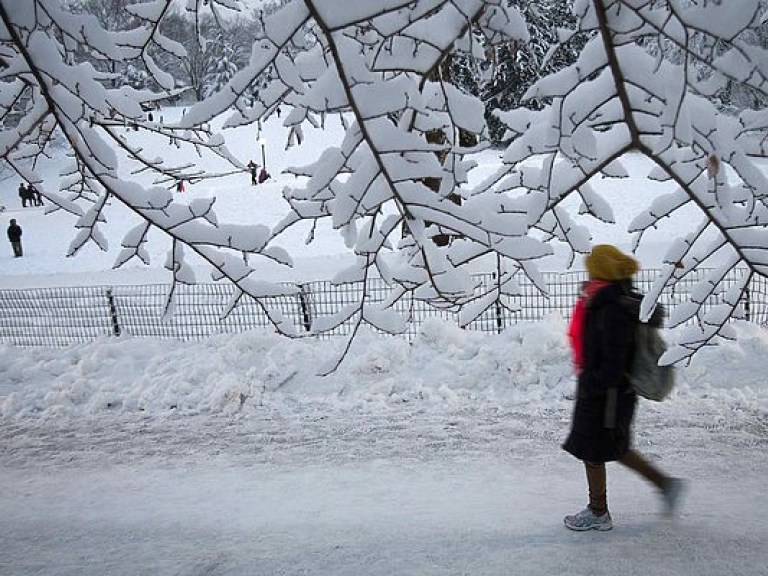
top-left (710, 9), bottom-right (768, 113)
top-left (203, 31), bottom-right (239, 99)
top-left (124, 63), bottom-right (150, 91)
top-left (480, 0), bottom-right (585, 144)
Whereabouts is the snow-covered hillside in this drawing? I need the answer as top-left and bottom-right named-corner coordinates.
top-left (1, 106), bottom-right (692, 290)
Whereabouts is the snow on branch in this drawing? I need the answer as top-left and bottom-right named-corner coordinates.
top-left (1, 1), bottom-right (767, 366)
top-left (482, 0), bottom-right (768, 360)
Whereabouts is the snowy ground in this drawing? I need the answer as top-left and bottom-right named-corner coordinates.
top-left (2, 318), bottom-right (767, 575)
top-left (2, 108), bottom-right (768, 575)
top-left (2, 409), bottom-right (767, 576)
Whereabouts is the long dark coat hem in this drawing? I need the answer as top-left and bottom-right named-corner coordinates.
top-left (562, 281), bottom-right (639, 463)
top-left (562, 391), bottom-right (636, 462)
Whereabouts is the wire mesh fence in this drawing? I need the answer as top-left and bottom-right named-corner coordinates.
top-left (0, 268), bottom-right (765, 347)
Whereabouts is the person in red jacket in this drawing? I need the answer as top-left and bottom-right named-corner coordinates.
top-left (562, 244), bottom-right (687, 531)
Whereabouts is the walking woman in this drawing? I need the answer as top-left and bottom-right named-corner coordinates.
top-left (562, 244), bottom-right (686, 531)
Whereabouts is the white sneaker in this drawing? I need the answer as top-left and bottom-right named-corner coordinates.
top-left (662, 477), bottom-right (688, 517)
top-left (564, 507), bottom-right (613, 531)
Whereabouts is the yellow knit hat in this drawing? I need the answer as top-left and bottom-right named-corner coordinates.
top-left (585, 244), bottom-right (639, 281)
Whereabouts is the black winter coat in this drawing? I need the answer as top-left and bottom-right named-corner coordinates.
top-left (7, 223), bottom-right (22, 242)
top-left (562, 281), bottom-right (648, 463)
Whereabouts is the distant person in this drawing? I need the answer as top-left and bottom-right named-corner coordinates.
top-left (18, 183), bottom-right (31, 208)
top-left (30, 184), bottom-right (44, 206)
top-left (562, 244), bottom-right (686, 531)
top-left (176, 180), bottom-right (185, 193)
top-left (7, 218), bottom-right (22, 257)
top-left (247, 160), bottom-right (259, 186)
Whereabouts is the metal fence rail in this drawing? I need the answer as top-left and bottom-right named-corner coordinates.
top-left (0, 269), bottom-right (765, 347)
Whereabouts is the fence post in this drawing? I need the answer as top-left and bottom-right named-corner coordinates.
top-left (105, 288), bottom-right (121, 336)
top-left (744, 286), bottom-right (751, 322)
top-left (489, 272), bottom-right (504, 333)
top-left (298, 284), bottom-right (312, 332)
top-left (494, 301), bottom-right (503, 334)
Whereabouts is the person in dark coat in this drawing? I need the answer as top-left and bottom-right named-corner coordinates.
top-left (562, 244), bottom-right (686, 531)
top-left (7, 218), bottom-right (22, 257)
top-left (18, 183), bottom-right (31, 208)
top-left (247, 160), bottom-right (259, 186)
top-left (30, 184), bottom-right (44, 206)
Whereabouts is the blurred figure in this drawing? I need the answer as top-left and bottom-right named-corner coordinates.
top-left (7, 218), bottom-right (22, 257)
top-left (30, 184), bottom-right (44, 206)
top-left (18, 183), bottom-right (31, 208)
top-left (247, 160), bottom-right (259, 186)
top-left (562, 244), bottom-right (686, 531)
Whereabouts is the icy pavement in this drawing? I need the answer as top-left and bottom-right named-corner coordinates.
top-left (1, 404), bottom-right (767, 576)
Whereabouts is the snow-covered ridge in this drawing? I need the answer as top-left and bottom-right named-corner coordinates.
top-left (2, 316), bottom-right (766, 422)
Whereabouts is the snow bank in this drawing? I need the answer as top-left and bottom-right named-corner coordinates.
top-left (2, 316), bottom-right (767, 421)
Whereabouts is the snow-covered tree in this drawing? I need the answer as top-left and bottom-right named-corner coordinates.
top-left (0, 1), bottom-right (766, 369)
top-left (203, 30), bottom-right (239, 99)
top-left (487, 0), bottom-right (768, 365)
top-left (480, 0), bottom-right (586, 144)
top-left (63, 0), bottom-right (148, 89)
top-left (157, 10), bottom-right (221, 101)
top-left (123, 62), bottom-right (151, 91)
top-left (154, 8), bottom-right (268, 103)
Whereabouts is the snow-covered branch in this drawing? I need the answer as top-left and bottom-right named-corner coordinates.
top-left (1, 0), bottom-right (767, 365)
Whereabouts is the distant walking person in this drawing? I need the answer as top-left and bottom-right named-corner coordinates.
top-left (562, 244), bottom-right (686, 531)
top-left (7, 218), bottom-right (22, 257)
top-left (18, 183), bottom-right (31, 208)
top-left (247, 160), bottom-right (259, 186)
top-left (30, 184), bottom-right (44, 206)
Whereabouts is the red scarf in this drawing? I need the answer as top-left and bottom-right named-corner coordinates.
top-left (567, 280), bottom-right (610, 375)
